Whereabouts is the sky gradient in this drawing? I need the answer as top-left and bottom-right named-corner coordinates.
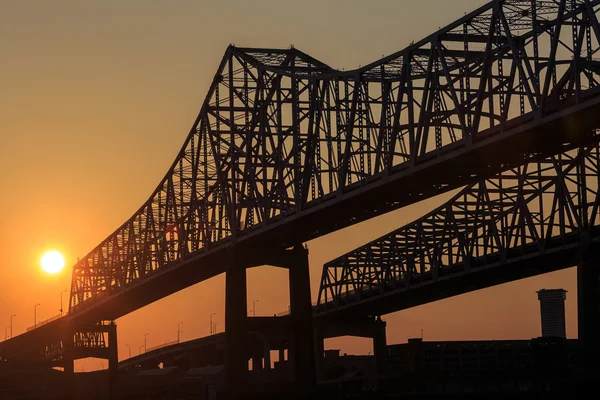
top-left (1, 0), bottom-right (577, 364)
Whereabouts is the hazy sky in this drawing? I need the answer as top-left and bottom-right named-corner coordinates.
top-left (0, 0), bottom-right (577, 365)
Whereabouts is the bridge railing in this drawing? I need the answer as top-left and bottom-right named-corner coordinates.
top-left (275, 301), bottom-right (319, 316)
top-left (26, 313), bottom-right (63, 332)
top-left (146, 339), bottom-right (180, 353)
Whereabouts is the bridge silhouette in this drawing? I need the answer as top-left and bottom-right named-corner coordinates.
top-left (315, 139), bottom-right (600, 379)
top-left (317, 141), bottom-right (600, 318)
top-left (2, 0), bottom-right (600, 398)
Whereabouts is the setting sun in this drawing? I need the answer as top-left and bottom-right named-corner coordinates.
top-left (40, 250), bottom-right (65, 274)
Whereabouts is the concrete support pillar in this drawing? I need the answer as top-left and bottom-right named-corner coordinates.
top-left (107, 322), bottom-right (119, 399)
top-left (63, 355), bottom-right (74, 375)
top-left (251, 354), bottom-right (263, 371)
top-left (578, 249), bottom-right (600, 382)
top-left (225, 253), bottom-right (248, 397)
top-left (263, 341), bottom-right (271, 371)
top-left (279, 348), bottom-right (285, 366)
top-left (288, 245), bottom-right (316, 388)
top-left (373, 318), bottom-right (387, 376)
top-left (62, 330), bottom-right (75, 400)
top-left (314, 331), bottom-right (325, 381)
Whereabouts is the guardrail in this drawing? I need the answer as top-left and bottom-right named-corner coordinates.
top-left (275, 301), bottom-right (319, 317)
top-left (145, 339), bottom-right (180, 353)
top-left (26, 313), bottom-right (63, 332)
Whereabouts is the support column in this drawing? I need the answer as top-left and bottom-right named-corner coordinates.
top-left (578, 249), bottom-right (600, 383)
top-left (279, 348), bottom-right (285, 367)
top-left (107, 322), bottom-right (119, 400)
top-left (314, 331), bottom-right (325, 381)
top-left (62, 330), bottom-right (75, 400)
top-left (263, 340), bottom-right (271, 371)
top-left (252, 355), bottom-right (262, 371)
top-left (373, 317), bottom-right (387, 376)
top-left (225, 253), bottom-right (248, 398)
top-left (288, 245), bottom-right (316, 388)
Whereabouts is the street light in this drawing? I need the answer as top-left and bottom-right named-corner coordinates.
top-left (210, 313), bottom-right (216, 335)
top-left (213, 322), bottom-right (218, 334)
top-left (34, 303), bottom-right (41, 329)
top-left (139, 345), bottom-right (144, 355)
top-left (177, 322), bottom-right (183, 343)
top-left (10, 314), bottom-right (16, 338)
top-left (4, 326), bottom-right (9, 341)
top-left (252, 299), bottom-right (259, 317)
top-left (144, 332), bottom-right (150, 353)
top-left (60, 290), bottom-right (67, 316)
top-left (125, 344), bottom-right (131, 358)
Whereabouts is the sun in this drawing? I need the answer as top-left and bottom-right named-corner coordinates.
top-left (40, 250), bottom-right (65, 274)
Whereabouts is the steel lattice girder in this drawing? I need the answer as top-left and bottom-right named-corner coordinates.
top-left (0, 323), bottom-right (110, 364)
top-left (69, 0), bottom-right (600, 317)
top-left (317, 137), bottom-right (600, 318)
top-left (41, 330), bottom-right (108, 364)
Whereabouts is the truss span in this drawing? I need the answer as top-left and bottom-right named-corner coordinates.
top-left (317, 138), bottom-right (600, 319)
top-left (70, 0), bottom-right (600, 320)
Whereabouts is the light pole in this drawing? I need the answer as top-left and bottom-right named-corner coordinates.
top-left (10, 314), bottom-right (16, 338)
top-left (60, 290), bottom-right (67, 316)
top-left (210, 313), bottom-right (216, 335)
top-left (252, 299), bottom-right (259, 317)
top-left (125, 344), bottom-right (131, 358)
top-left (177, 322), bottom-right (183, 343)
top-left (213, 322), bottom-right (218, 334)
top-left (144, 332), bottom-right (150, 353)
top-left (4, 326), bottom-right (8, 340)
top-left (139, 345), bottom-right (144, 355)
top-left (34, 303), bottom-right (40, 329)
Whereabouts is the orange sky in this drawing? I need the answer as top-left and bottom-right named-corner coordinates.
top-left (0, 0), bottom-right (578, 364)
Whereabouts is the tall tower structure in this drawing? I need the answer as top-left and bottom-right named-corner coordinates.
top-left (537, 289), bottom-right (567, 338)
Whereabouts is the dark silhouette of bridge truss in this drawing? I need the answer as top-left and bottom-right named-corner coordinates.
top-left (70, 0), bottom-right (600, 319)
top-left (3, 0), bottom-right (600, 395)
top-left (317, 140), bottom-right (600, 316)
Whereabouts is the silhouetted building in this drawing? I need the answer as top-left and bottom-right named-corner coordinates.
top-left (383, 338), bottom-right (577, 394)
top-left (537, 289), bottom-right (567, 338)
top-left (321, 349), bottom-right (376, 382)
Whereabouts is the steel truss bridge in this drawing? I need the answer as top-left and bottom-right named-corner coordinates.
top-left (317, 140), bottom-right (600, 317)
top-left (3, 0), bottom-right (600, 394)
